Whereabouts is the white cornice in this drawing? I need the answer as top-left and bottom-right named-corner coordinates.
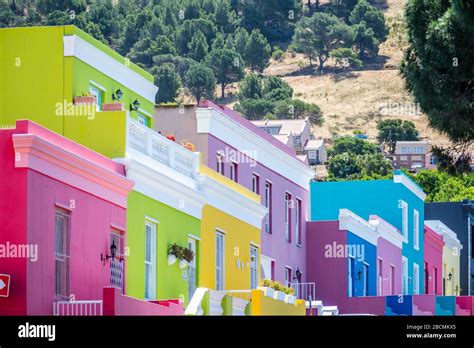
top-left (393, 172), bottom-right (426, 201)
top-left (115, 154), bottom-right (206, 220)
top-left (425, 220), bottom-right (463, 252)
top-left (64, 35), bottom-right (158, 103)
top-left (338, 209), bottom-right (379, 245)
top-left (196, 107), bottom-right (314, 189)
top-left (369, 216), bottom-right (404, 249)
top-left (197, 175), bottom-right (268, 229)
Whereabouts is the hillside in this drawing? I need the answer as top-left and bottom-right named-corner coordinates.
top-left (225, 0), bottom-right (452, 148)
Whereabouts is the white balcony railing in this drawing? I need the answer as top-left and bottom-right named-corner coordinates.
top-left (289, 282), bottom-right (316, 302)
top-left (53, 300), bottom-right (103, 316)
top-left (126, 116), bottom-right (199, 179)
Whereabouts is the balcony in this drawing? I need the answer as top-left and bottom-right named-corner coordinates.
top-left (126, 116), bottom-right (200, 179)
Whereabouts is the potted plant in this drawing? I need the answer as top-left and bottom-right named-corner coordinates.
top-left (167, 243), bottom-right (181, 266)
top-left (180, 247), bottom-right (194, 269)
top-left (166, 134), bottom-right (176, 142)
top-left (257, 279), bottom-right (275, 298)
top-left (181, 140), bottom-right (196, 152)
top-left (73, 92), bottom-right (97, 106)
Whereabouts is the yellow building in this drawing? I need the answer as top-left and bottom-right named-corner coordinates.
top-left (198, 164), bottom-right (267, 291)
top-left (426, 220), bottom-right (463, 295)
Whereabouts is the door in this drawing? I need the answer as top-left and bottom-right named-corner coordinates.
top-left (402, 257), bottom-right (408, 294)
top-left (188, 238), bottom-right (197, 300)
top-left (250, 245), bottom-right (258, 289)
top-left (110, 229), bottom-right (125, 292)
top-left (144, 222), bottom-right (156, 300)
top-left (348, 257), bottom-right (355, 297)
top-left (216, 232), bottom-right (225, 290)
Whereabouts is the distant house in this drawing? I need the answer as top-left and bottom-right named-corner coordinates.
top-left (251, 118), bottom-right (327, 165)
top-left (390, 141), bottom-right (435, 171)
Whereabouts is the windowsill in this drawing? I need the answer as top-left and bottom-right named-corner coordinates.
top-left (414, 246), bottom-right (420, 251)
top-left (296, 243), bottom-right (303, 248)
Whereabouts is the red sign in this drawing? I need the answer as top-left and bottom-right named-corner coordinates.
top-left (0, 274), bottom-right (10, 297)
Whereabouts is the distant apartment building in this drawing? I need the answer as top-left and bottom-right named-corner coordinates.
top-left (390, 141), bottom-right (435, 171)
top-left (251, 118), bottom-right (327, 165)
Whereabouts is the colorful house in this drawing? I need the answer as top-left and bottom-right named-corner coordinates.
top-left (311, 170), bottom-right (426, 295)
top-left (0, 25), bottom-right (157, 158)
top-left (425, 220), bottom-right (462, 296)
top-left (423, 224), bottom-right (444, 295)
top-left (425, 201), bottom-right (474, 295)
top-left (154, 101), bottom-right (315, 287)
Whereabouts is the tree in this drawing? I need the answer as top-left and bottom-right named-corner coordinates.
top-left (238, 73), bottom-right (263, 100)
top-left (188, 30), bottom-right (209, 61)
top-left (274, 99), bottom-right (324, 126)
top-left (234, 98), bottom-right (275, 120)
top-left (215, 0), bottom-right (237, 33)
top-left (244, 29), bottom-right (271, 72)
top-left (328, 136), bottom-right (379, 157)
top-left (206, 48), bottom-right (244, 98)
top-left (185, 63), bottom-right (217, 104)
top-left (328, 153), bottom-right (361, 179)
top-left (329, 47), bottom-right (362, 70)
top-left (233, 27), bottom-right (250, 53)
top-left (263, 76), bottom-right (293, 102)
top-left (352, 21), bottom-right (380, 59)
top-left (292, 12), bottom-right (354, 73)
top-left (401, 0), bottom-right (474, 144)
top-left (153, 64), bottom-right (182, 104)
top-left (349, 0), bottom-right (388, 42)
top-left (376, 119), bottom-right (419, 154)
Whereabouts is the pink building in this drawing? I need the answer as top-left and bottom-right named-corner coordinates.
top-left (0, 120), bottom-right (183, 316)
top-left (424, 225), bottom-right (444, 295)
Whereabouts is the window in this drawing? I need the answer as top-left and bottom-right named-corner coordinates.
top-left (55, 208), bottom-right (70, 299)
top-left (88, 85), bottom-right (102, 111)
top-left (230, 162), bottom-right (238, 182)
top-left (377, 258), bottom-right (383, 296)
top-left (401, 146), bottom-right (409, 154)
top-left (296, 199), bottom-right (302, 246)
top-left (285, 267), bottom-right (292, 287)
top-left (265, 181), bottom-right (272, 234)
top-left (308, 150), bottom-right (317, 159)
top-left (285, 193), bottom-right (292, 243)
top-left (434, 267), bottom-right (438, 294)
top-left (252, 174), bottom-right (260, 194)
top-left (188, 238), bottom-right (198, 299)
top-left (389, 265), bottom-right (395, 295)
top-left (144, 221), bottom-right (156, 300)
top-left (401, 257), bottom-right (408, 294)
top-left (294, 136), bottom-right (301, 145)
top-left (363, 263), bottom-right (370, 297)
top-left (137, 113), bottom-right (149, 127)
top-left (400, 200), bottom-right (408, 241)
top-left (216, 232), bottom-right (225, 290)
top-left (413, 209), bottom-right (419, 250)
top-left (250, 245), bottom-right (258, 289)
top-left (216, 153), bottom-right (224, 175)
top-left (413, 263), bottom-right (419, 295)
top-left (348, 257), bottom-right (355, 297)
top-left (110, 229), bottom-right (125, 291)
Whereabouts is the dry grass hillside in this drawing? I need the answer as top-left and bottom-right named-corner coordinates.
top-left (224, 0), bottom-right (452, 148)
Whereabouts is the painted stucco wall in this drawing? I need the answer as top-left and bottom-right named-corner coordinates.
top-left (377, 237), bottom-right (402, 296)
top-left (442, 245), bottom-right (461, 296)
top-left (200, 205), bottom-right (260, 291)
top-left (125, 190), bottom-right (200, 304)
top-left (207, 134), bottom-right (308, 284)
top-left (424, 227), bottom-right (444, 295)
top-left (310, 177), bottom-right (425, 295)
top-left (250, 289), bottom-right (305, 315)
top-left (346, 232), bottom-right (377, 297)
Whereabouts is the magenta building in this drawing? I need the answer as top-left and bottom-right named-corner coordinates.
top-left (155, 101), bottom-right (314, 285)
top-left (424, 224), bottom-right (444, 295)
top-left (0, 121), bottom-right (183, 316)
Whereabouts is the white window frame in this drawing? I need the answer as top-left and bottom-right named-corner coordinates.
top-left (230, 161), bottom-right (238, 182)
top-left (55, 208), bottom-right (71, 300)
top-left (413, 209), bottom-right (420, 250)
top-left (265, 181), bottom-right (272, 234)
top-left (217, 153), bottom-right (224, 175)
top-left (377, 257), bottom-right (383, 296)
top-left (88, 81), bottom-right (105, 112)
top-left (188, 237), bottom-right (198, 300)
top-left (144, 220), bottom-right (157, 300)
top-left (295, 198), bottom-right (302, 247)
top-left (389, 264), bottom-right (395, 295)
top-left (402, 256), bottom-right (408, 295)
top-left (400, 200), bottom-right (408, 242)
top-left (284, 266), bottom-right (292, 287)
top-left (216, 231), bottom-right (225, 290)
top-left (252, 173), bottom-right (259, 194)
top-left (285, 192), bottom-right (291, 243)
top-left (413, 263), bottom-right (420, 295)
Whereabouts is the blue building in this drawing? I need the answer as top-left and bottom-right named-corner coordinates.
top-left (311, 170), bottom-right (426, 295)
top-left (425, 200), bottom-right (474, 295)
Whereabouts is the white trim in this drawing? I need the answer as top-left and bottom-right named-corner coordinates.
top-left (116, 156), bottom-right (206, 220)
top-left (393, 173), bottom-right (426, 201)
top-left (64, 35), bottom-right (158, 103)
top-left (369, 216), bottom-right (404, 249)
top-left (413, 209), bottom-right (420, 250)
top-left (401, 256), bottom-right (408, 295)
top-left (196, 107), bottom-right (314, 189)
top-left (338, 209), bottom-right (379, 245)
top-left (188, 234), bottom-right (201, 241)
top-left (250, 241), bottom-right (260, 248)
top-left (145, 215), bottom-right (159, 224)
top-left (138, 108), bottom-right (152, 118)
top-left (425, 220), bottom-right (463, 252)
top-left (413, 262), bottom-right (420, 295)
top-left (89, 80), bottom-right (107, 92)
top-left (197, 175), bottom-right (268, 229)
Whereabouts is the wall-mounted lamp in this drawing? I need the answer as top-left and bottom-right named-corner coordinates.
top-left (294, 268), bottom-right (302, 281)
top-left (101, 240), bottom-right (121, 265)
top-left (130, 99), bottom-right (140, 111)
top-left (112, 89), bottom-right (123, 101)
top-left (448, 273), bottom-right (453, 281)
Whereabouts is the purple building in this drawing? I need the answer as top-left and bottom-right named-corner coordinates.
top-left (154, 101), bottom-right (314, 285)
